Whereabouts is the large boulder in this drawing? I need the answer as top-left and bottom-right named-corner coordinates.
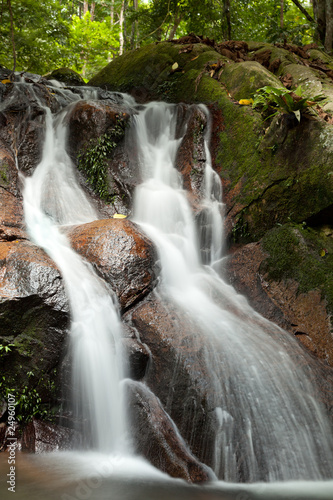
top-left (124, 293), bottom-right (220, 470)
top-left (127, 380), bottom-right (211, 482)
top-left (67, 218), bottom-right (159, 311)
top-left (0, 239), bottom-right (69, 415)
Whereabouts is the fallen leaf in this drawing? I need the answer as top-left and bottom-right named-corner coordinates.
top-left (238, 99), bottom-right (254, 105)
top-left (172, 62), bottom-right (179, 71)
top-left (1, 79), bottom-right (11, 84)
top-left (113, 214), bottom-right (127, 219)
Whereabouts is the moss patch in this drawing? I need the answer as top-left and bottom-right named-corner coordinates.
top-left (261, 223), bottom-right (333, 315)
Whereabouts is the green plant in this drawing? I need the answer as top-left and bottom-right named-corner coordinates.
top-left (0, 342), bottom-right (15, 355)
top-left (77, 124), bottom-right (126, 202)
top-left (252, 85), bottom-right (326, 122)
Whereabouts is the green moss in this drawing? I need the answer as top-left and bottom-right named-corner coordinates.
top-left (0, 163), bottom-right (10, 186)
top-left (219, 61), bottom-right (281, 100)
top-left (262, 223), bottom-right (333, 314)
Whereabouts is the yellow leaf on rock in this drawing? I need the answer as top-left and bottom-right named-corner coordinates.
top-left (238, 99), bottom-right (254, 105)
top-left (172, 62), bottom-right (179, 71)
top-left (113, 214), bottom-right (127, 219)
top-left (1, 79), bottom-right (11, 84)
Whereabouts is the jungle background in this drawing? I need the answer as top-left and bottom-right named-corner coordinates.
top-left (0, 1), bottom-right (332, 80)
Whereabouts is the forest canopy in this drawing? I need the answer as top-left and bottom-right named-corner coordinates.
top-left (0, 0), bottom-right (332, 80)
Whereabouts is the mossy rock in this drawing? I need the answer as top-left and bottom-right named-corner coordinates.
top-left (261, 223), bottom-right (333, 316)
top-left (45, 67), bottom-right (86, 87)
top-left (219, 61), bottom-right (281, 100)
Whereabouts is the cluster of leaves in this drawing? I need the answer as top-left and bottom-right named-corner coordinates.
top-left (0, 369), bottom-right (58, 424)
top-left (252, 85), bottom-right (326, 122)
top-left (0, 0), bottom-right (319, 78)
top-left (77, 124), bottom-right (125, 202)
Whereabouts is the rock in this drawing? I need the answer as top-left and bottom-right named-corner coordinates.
top-left (125, 294), bottom-right (220, 470)
top-left (122, 337), bottom-right (150, 380)
top-left (44, 67), bottom-right (86, 87)
top-left (0, 239), bottom-right (69, 410)
top-left (0, 188), bottom-right (24, 228)
top-left (127, 380), bottom-right (212, 482)
top-left (226, 225), bottom-right (333, 367)
top-left (66, 99), bottom-right (130, 160)
top-left (21, 418), bottom-right (78, 452)
top-left (0, 139), bottom-right (19, 195)
top-left (67, 218), bottom-right (158, 311)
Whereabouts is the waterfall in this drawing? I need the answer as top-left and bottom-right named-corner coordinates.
top-left (22, 89), bottom-right (128, 453)
top-left (131, 101), bottom-right (333, 481)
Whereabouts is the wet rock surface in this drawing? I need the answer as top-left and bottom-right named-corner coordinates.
top-left (127, 380), bottom-right (211, 483)
top-left (67, 218), bottom-right (159, 311)
top-left (0, 239), bottom-right (69, 398)
top-left (21, 419), bottom-right (78, 452)
top-left (125, 293), bottom-right (220, 470)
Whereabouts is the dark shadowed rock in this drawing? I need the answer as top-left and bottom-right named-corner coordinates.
top-left (0, 139), bottom-right (19, 195)
top-left (0, 239), bottom-right (69, 400)
top-left (125, 293), bottom-right (220, 470)
top-left (66, 100), bottom-right (131, 160)
top-left (127, 380), bottom-right (212, 482)
top-left (45, 67), bottom-right (86, 87)
top-left (21, 418), bottom-right (78, 452)
top-left (67, 218), bottom-right (159, 311)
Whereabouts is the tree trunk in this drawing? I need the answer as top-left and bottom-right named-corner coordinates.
top-left (280, 0), bottom-right (284, 28)
top-left (224, 0), bottom-right (231, 40)
top-left (131, 0), bottom-right (138, 49)
top-left (83, 0), bottom-right (89, 15)
top-left (90, 1), bottom-right (95, 21)
top-left (7, 0), bottom-right (16, 73)
top-left (167, 15), bottom-right (182, 40)
top-left (325, 0), bottom-right (333, 53)
top-left (111, 0), bottom-right (114, 26)
top-left (313, 0), bottom-right (326, 44)
top-left (119, 0), bottom-right (124, 55)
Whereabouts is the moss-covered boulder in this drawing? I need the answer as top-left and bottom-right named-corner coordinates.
top-left (44, 67), bottom-right (86, 87)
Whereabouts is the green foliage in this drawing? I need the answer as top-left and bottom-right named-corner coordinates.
top-left (67, 12), bottom-right (119, 80)
top-left (0, 369), bottom-right (58, 424)
top-left (0, 342), bottom-right (15, 355)
top-left (252, 85), bottom-right (326, 122)
top-left (77, 125), bottom-right (125, 202)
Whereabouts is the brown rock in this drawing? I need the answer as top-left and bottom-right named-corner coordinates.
top-left (226, 241), bottom-right (333, 366)
top-left (67, 218), bottom-right (158, 311)
top-left (125, 294), bottom-right (219, 469)
top-left (21, 419), bottom-right (78, 452)
top-left (0, 239), bottom-right (69, 399)
top-left (127, 380), bottom-right (211, 483)
top-left (66, 100), bottom-right (130, 160)
top-left (0, 188), bottom-right (24, 228)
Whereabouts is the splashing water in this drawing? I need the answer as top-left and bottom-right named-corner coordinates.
top-left (131, 101), bottom-right (333, 482)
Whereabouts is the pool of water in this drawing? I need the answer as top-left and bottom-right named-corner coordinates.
top-left (1, 452), bottom-right (333, 500)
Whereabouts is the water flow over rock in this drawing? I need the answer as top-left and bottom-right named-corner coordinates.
top-left (131, 101), bottom-right (333, 481)
top-left (22, 86), bottom-right (128, 453)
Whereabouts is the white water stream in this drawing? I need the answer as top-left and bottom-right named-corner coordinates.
top-left (17, 80), bottom-right (333, 485)
top-left (22, 92), bottom-right (128, 453)
top-left (131, 102), bottom-right (333, 481)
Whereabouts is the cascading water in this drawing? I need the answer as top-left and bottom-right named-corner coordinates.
top-left (22, 88), bottom-right (128, 453)
top-left (131, 101), bottom-right (333, 482)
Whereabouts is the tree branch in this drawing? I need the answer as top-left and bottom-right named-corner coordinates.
top-left (290, 0), bottom-right (315, 24)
